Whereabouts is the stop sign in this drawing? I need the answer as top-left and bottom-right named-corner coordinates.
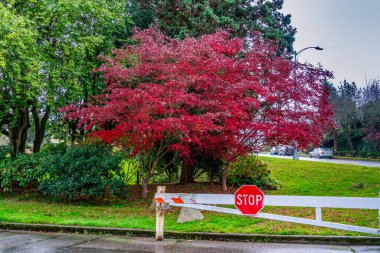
top-left (234, 185), bottom-right (265, 215)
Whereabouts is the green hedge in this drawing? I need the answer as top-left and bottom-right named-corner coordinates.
top-left (0, 143), bottom-right (128, 199)
top-left (333, 151), bottom-right (380, 159)
top-left (38, 144), bottom-right (127, 199)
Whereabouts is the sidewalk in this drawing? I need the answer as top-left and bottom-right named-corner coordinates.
top-left (1, 222), bottom-right (379, 246)
top-left (1, 230), bottom-right (380, 253)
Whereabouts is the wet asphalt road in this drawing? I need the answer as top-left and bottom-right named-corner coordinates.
top-left (258, 153), bottom-right (380, 167)
top-left (0, 230), bottom-right (379, 253)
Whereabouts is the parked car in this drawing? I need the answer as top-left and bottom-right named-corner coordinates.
top-left (278, 145), bottom-right (295, 156)
top-left (308, 148), bottom-right (333, 159)
top-left (269, 146), bottom-right (282, 155)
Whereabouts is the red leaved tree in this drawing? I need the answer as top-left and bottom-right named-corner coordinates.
top-left (63, 29), bottom-right (333, 198)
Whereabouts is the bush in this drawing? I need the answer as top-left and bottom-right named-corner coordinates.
top-left (38, 144), bottom-right (127, 199)
top-left (0, 145), bottom-right (9, 160)
top-left (227, 156), bottom-right (279, 190)
top-left (333, 150), bottom-right (380, 159)
top-left (0, 143), bottom-right (68, 192)
top-left (0, 153), bottom-right (42, 191)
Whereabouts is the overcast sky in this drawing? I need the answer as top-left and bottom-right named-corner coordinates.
top-left (282, 0), bottom-right (380, 87)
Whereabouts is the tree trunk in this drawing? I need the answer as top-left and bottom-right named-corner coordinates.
top-left (8, 109), bottom-right (30, 160)
top-left (332, 129), bottom-right (338, 152)
top-left (180, 158), bottom-right (194, 184)
top-left (33, 131), bottom-right (44, 153)
top-left (68, 121), bottom-right (77, 145)
top-left (209, 170), bottom-right (214, 185)
top-left (32, 106), bottom-right (50, 153)
top-left (221, 163), bottom-right (230, 191)
top-left (141, 169), bottom-right (153, 200)
top-left (142, 179), bottom-right (149, 200)
top-left (343, 127), bottom-right (354, 152)
top-left (136, 171), bottom-right (140, 188)
top-left (221, 170), bottom-right (228, 191)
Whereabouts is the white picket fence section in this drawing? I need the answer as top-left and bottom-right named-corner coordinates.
top-left (154, 188), bottom-right (380, 240)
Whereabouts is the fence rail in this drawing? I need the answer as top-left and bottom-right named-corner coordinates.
top-left (155, 193), bottom-right (380, 209)
top-left (154, 188), bottom-right (380, 240)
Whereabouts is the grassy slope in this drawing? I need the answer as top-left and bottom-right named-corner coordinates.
top-left (261, 157), bottom-right (380, 197)
top-left (0, 157), bottom-right (379, 236)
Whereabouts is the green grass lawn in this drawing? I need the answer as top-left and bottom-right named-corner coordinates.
top-left (0, 157), bottom-right (379, 236)
top-left (261, 157), bottom-right (380, 197)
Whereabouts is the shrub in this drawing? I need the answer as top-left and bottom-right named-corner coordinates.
top-left (38, 144), bottom-right (127, 199)
top-left (349, 182), bottom-right (364, 190)
top-left (227, 155), bottom-right (279, 190)
top-left (0, 143), bottom-right (68, 192)
top-left (0, 152), bottom-right (42, 192)
top-left (0, 145), bottom-right (9, 160)
top-left (333, 151), bottom-right (380, 159)
top-left (41, 142), bottom-right (68, 154)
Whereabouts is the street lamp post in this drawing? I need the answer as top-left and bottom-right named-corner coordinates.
top-left (292, 46), bottom-right (323, 160)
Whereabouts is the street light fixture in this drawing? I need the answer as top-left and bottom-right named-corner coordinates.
top-left (294, 46), bottom-right (323, 62)
top-left (292, 46), bottom-right (323, 160)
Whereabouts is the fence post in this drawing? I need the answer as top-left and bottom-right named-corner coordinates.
top-left (316, 207), bottom-right (322, 222)
top-left (156, 186), bottom-right (166, 241)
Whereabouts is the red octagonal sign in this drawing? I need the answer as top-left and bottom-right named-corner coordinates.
top-left (234, 185), bottom-right (265, 215)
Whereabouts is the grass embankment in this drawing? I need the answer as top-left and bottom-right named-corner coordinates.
top-left (298, 153), bottom-right (380, 162)
top-left (0, 157), bottom-right (379, 236)
top-left (333, 156), bottom-right (380, 162)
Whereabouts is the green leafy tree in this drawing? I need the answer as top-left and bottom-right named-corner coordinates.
top-left (129, 0), bottom-right (296, 54)
top-left (323, 79), bottom-right (380, 157)
top-left (1, 0), bottom-right (133, 157)
top-left (333, 81), bottom-right (361, 152)
top-left (0, 5), bottom-right (38, 160)
top-left (360, 79), bottom-right (380, 150)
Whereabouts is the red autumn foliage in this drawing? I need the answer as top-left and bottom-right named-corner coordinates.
top-left (63, 28), bottom-right (333, 197)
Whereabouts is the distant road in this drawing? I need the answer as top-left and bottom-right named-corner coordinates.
top-left (258, 153), bottom-right (380, 167)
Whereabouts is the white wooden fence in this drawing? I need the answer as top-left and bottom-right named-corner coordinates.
top-left (154, 186), bottom-right (380, 240)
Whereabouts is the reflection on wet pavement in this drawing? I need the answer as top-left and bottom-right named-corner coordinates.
top-left (0, 230), bottom-right (379, 253)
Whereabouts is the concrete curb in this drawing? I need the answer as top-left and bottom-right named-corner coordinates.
top-left (0, 222), bottom-right (379, 245)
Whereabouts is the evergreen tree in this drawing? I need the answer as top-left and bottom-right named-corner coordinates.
top-left (129, 0), bottom-right (296, 54)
